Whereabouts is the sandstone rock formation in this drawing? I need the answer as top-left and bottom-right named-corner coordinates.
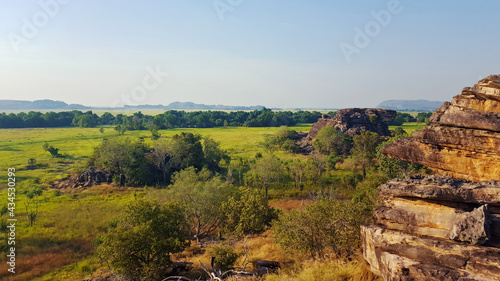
top-left (363, 176), bottom-right (500, 280)
top-left (383, 75), bottom-right (500, 182)
top-left (305, 108), bottom-right (396, 142)
top-left (53, 168), bottom-right (113, 189)
top-left (363, 76), bottom-right (500, 280)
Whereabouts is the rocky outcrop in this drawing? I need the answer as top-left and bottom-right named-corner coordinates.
top-left (305, 108), bottom-right (396, 142)
top-left (53, 168), bottom-right (113, 189)
top-left (363, 176), bottom-right (500, 281)
top-left (363, 76), bottom-right (500, 280)
top-left (383, 75), bottom-right (500, 182)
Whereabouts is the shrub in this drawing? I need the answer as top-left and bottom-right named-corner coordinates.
top-left (96, 200), bottom-right (189, 280)
top-left (273, 198), bottom-right (372, 259)
top-left (42, 142), bottom-right (61, 157)
top-left (209, 243), bottom-right (242, 271)
top-left (221, 187), bottom-right (278, 237)
top-left (313, 127), bottom-right (352, 156)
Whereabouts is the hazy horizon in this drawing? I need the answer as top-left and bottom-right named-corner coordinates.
top-left (1, 1), bottom-right (499, 109)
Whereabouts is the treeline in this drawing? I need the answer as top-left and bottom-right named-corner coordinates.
top-left (389, 112), bottom-right (433, 126)
top-left (0, 109), bottom-right (434, 129)
top-left (0, 109), bottom-right (323, 129)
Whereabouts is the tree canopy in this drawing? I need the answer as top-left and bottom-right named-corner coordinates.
top-left (96, 200), bottom-right (188, 280)
top-left (313, 127), bottom-right (352, 156)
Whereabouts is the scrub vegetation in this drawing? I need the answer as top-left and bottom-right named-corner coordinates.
top-left (0, 114), bottom-right (427, 281)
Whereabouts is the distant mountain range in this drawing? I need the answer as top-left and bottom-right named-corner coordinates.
top-left (0, 99), bottom-right (91, 110)
top-left (0, 99), bottom-right (444, 112)
top-left (377, 99), bottom-right (444, 111)
top-left (0, 99), bottom-right (265, 111)
top-left (121, 101), bottom-right (265, 111)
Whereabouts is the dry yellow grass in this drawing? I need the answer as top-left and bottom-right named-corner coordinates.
top-left (265, 254), bottom-right (382, 281)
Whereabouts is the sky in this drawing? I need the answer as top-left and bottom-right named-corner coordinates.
top-left (0, 0), bottom-right (499, 109)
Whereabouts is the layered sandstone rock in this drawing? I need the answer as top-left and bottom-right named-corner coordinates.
top-left (382, 75), bottom-right (500, 182)
top-left (363, 176), bottom-right (500, 280)
top-left (363, 76), bottom-right (500, 280)
top-left (305, 108), bottom-right (396, 142)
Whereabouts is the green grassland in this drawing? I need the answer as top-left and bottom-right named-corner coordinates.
top-left (0, 124), bottom-right (312, 187)
top-left (389, 122), bottom-right (426, 135)
top-left (0, 122), bottom-right (422, 280)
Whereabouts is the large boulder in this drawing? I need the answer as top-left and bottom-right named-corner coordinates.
top-left (305, 108), bottom-right (396, 142)
top-left (364, 75), bottom-right (500, 280)
top-left (53, 168), bottom-right (113, 189)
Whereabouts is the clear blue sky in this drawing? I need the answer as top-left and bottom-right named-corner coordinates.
top-left (0, 0), bottom-right (499, 108)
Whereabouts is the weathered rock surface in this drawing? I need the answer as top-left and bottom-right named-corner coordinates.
top-left (378, 176), bottom-right (500, 207)
top-left (305, 108), bottom-right (396, 142)
top-left (362, 225), bottom-right (500, 281)
top-left (383, 75), bottom-right (500, 182)
top-left (53, 168), bottom-right (113, 189)
top-left (447, 205), bottom-right (492, 245)
top-left (365, 178), bottom-right (500, 280)
top-left (363, 76), bottom-right (500, 280)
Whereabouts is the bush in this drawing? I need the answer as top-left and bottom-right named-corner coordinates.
top-left (209, 243), bottom-right (242, 271)
top-left (273, 198), bottom-right (372, 259)
top-left (377, 135), bottom-right (429, 179)
top-left (221, 187), bottom-right (278, 237)
top-left (313, 127), bottom-right (352, 156)
top-left (171, 167), bottom-right (235, 242)
top-left (42, 142), bottom-right (61, 157)
top-left (96, 200), bottom-right (189, 280)
top-left (90, 138), bottom-right (153, 185)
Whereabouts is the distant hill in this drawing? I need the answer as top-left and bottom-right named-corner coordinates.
top-left (165, 101), bottom-right (265, 110)
top-left (0, 99), bottom-right (265, 111)
top-left (0, 99), bottom-right (90, 110)
top-left (377, 100), bottom-right (444, 111)
top-left (122, 101), bottom-right (265, 111)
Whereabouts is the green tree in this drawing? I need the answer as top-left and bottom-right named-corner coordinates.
top-left (150, 139), bottom-right (171, 185)
top-left (313, 127), bottom-right (352, 156)
top-left (96, 200), bottom-right (188, 280)
top-left (90, 138), bottom-right (151, 186)
top-left (150, 128), bottom-right (161, 140)
top-left (42, 142), bottom-right (61, 157)
top-left (416, 112), bottom-right (433, 125)
top-left (27, 158), bottom-right (37, 170)
top-left (73, 114), bottom-right (98, 127)
top-left (203, 136), bottom-right (230, 171)
top-left (221, 187), bottom-right (278, 236)
top-left (272, 198), bottom-right (371, 259)
top-left (288, 159), bottom-right (306, 190)
top-left (275, 126), bottom-right (298, 145)
top-left (231, 157), bottom-right (250, 186)
top-left (390, 127), bottom-right (407, 137)
top-left (100, 112), bottom-right (115, 125)
top-left (377, 135), bottom-right (428, 179)
top-left (169, 132), bottom-right (204, 170)
top-left (304, 154), bottom-right (329, 185)
top-left (245, 154), bottom-right (283, 197)
top-left (24, 188), bottom-right (42, 227)
top-left (352, 131), bottom-right (380, 180)
top-left (170, 167), bottom-right (234, 243)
